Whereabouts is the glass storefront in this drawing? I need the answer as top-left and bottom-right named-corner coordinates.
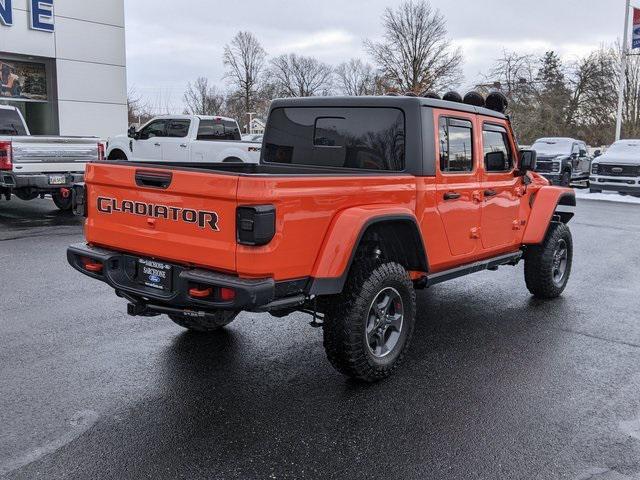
top-left (0, 54), bottom-right (59, 135)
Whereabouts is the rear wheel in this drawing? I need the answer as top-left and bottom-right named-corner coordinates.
top-left (169, 311), bottom-right (238, 333)
top-left (524, 222), bottom-right (573, 299)
top-left (52, 191), bottom-right (72, 211)
top-left (322, 259), bottom-right (416, 382)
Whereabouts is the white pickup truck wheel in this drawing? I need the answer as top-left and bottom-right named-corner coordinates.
top-left (52, 191), bottom-right (73, 211)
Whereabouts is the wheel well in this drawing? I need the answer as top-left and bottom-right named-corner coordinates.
top-left (222, 157), bottom-right (243, 163)
top-left (108, 149), bottom-right (127, 160)
top-left (356, 219), bottom-right (428, 273)
top-left (554, 192), bottom-right (576, 223)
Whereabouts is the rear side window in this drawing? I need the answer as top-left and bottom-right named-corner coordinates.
top-left (0, 109), bottom-right (28, 135)
top-left (166, 120), bottom-right (190, 138)
top-left (482, 124), bottom-right (513, 172)
top-left (439, 117), bottom-right (473, 173)
top-left (197, 119), bottom-right (241, 141)
top-left (263, 107), bottom-right (405, 171)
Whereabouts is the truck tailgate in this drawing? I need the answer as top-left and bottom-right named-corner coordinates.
top-left (84, 163), bottom-right (239, 272)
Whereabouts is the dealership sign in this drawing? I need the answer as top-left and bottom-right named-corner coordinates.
top-left (0, 0), bottom-right (55, 32)
top-left (634, 8), bottom-right (640, 50)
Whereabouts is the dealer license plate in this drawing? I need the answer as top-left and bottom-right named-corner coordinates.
top-left (49, 174), bottom-right (67, 185)
top-left (137, 259), bottom-right (172, 291)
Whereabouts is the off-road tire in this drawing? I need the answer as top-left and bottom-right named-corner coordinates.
top-left (52, 191), bottom-right (73, 211)
top-left (168, 311), bottom-right (238, 333)
top-left (322, 259), bottom-right (416, 382)
top-left (524, 222), bottom-right (573, 299)
top-left (560, 170), bottom-right (571, 187)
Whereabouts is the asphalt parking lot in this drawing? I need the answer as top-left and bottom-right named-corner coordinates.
top-left (1, 196), bottom-right (640, 480)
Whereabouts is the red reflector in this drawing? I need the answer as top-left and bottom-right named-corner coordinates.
top-left (97, 142), bottom-right (105, 161)
top-left (60, 188), bottom-right (70, 199)
top-left (81, 257), bottom-right (103, 272)
top-left (220, 287), bottom-right (236, 301)
top-left (189, 287), bottom-right (213, 299)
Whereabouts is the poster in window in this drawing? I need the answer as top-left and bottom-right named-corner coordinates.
top-left (0, 60), bottom-right (48, 101)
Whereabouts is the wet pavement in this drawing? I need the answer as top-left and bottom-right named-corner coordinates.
top-left (1, 197), bottom-right (640, 480)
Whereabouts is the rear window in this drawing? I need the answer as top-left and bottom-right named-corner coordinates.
top-left (197, 119), bottom-right (241, 141)
top-left (0, 109), bottom-right (28, 135)
top-left (263, 107), bottom-right (405, 171)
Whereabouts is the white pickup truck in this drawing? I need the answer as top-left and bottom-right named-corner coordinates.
top-left (0, 105), bottom-right (101, 210)
top-left (105, 115), bottom-right (261, 164)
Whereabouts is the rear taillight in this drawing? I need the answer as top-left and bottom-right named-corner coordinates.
top-left (97, 143), bottom-right (105, 161)
top-left (0, 141), bottom-right (12, 170)
top-left (237, 205), bottom-right (276, 246)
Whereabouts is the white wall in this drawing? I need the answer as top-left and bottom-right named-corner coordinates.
top-left (0, 0), bottom-right (127, 138)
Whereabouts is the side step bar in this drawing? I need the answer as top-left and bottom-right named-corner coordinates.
top-left (416, 251), bottom-right (523, 288)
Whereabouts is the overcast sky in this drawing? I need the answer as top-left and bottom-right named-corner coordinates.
top-left (124, 0), bottom-right (628, 113)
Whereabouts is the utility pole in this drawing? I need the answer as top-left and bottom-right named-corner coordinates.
top-left (616, 0), bottom-right (632, 141)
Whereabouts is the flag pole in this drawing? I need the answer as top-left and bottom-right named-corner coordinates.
top-left (616, 0), bottom-right (631, 141)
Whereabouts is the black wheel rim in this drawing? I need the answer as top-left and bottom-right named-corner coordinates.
top-left (552, 238), bottom-right (568, 285)
top-left (366, 287), bottom-right (404, 358)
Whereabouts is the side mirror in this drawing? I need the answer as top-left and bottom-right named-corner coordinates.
top-left (519, 149), bottom-right (537, 174)
top-left (579, 149), bottom-right (587, 157)
top-left (594, 149), bottom-right (602, 158)
top-left (127, 126), bottom-right (137, 139)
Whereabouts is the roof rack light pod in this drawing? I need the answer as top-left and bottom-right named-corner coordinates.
top-left (442, 91), bottom-right (463, 103)
top-left (463, 91), bottom-right (485, 107)
top-left (485, 91), bottom-right (509, 113)
top-left (422, 91), bottom-right (441, 99)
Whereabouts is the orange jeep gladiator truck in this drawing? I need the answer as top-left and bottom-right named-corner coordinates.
top-left (68, 95), bottom-right (575, 381)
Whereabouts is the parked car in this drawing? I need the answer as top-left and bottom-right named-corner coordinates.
top-left (68, 95), bottom-right (575, 382)
top-left (531, 137), bottom-right (591, 186)
top-left (106, 115), bottom-right (261, 164)
top-left (590, 139), bottom-right (640, 196)
top-left (0, 105), bottom-right (102, 210)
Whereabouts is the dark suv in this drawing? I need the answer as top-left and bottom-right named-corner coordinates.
top-left (531, 137), bottom-right (592, 186)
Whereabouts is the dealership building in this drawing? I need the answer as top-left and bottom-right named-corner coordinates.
top-left (0, 0), bottom-right (127, 137)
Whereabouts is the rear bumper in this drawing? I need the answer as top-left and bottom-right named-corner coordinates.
top-left (1, 171), bottom-right (84, 190)
top-left (67, 243), bottom-right (278, 312)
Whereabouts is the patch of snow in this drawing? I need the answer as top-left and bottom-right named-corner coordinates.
top-left (574, 189), bottom-right (640, 205)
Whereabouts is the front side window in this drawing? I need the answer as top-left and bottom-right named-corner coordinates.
top-left (139, 120), bottom-right (166, 140)
top-left (482, 124), bottom-right (513, 172)
top-left (197, 119), bottom-right (241, 141)
top-left (166, 120), bottom-right (190, 138)
top-left (439, 117), bottom-right (473, 173)
top-left (263, 107), bottom-right (405, 171)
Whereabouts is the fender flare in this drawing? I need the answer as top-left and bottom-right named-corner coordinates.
top-left (522, 186), bottom-right (576, 245)
top-left (308, 206), bottom-right (428, 295)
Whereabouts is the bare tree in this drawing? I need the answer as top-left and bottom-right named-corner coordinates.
top-left (269, 53), bottom-right (333, 97)
top-left (364, 0), bottom-right (463, 94)
top-left (183, 77), bottom-right (225, 115)
top-left (223, 31), bottom-right (267, 121)
top-left (127, 87), bottom-right (152, 126)
top-left (334, 59), bottom-right (381, 96)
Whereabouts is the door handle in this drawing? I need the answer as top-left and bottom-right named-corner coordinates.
top-left (179, 143), bottom-right (187, 148)
top-left (443, 191), bottom-right (461, 200)
top-left (154, 142), bottom-right (161, 147)
top-left (484, 189), bottom-right (498, 197)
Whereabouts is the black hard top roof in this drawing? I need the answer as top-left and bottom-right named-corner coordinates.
top-left (269, 95), bottom-right (507, 120)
